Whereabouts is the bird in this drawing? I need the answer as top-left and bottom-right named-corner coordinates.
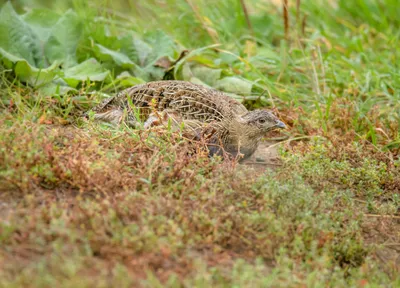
top-left (86, 80), bottom-right (286, 160)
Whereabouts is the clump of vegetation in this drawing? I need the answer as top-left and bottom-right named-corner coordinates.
top-left (0, 0), bottom-right (399, 286)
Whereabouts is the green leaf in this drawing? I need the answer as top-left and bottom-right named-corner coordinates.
top-left (44, 10), bottom-right (82, 68)
top-left (181, 62), bottom-right (192, 81)
top-left (182, 62), bottom-right (222, 86)
top-left (116, 71), bottom-right (145, 87)
top-left (134, 65), bottom-right (165, 82)
top-left (0, 48), bottom-right (58, 86)
top-left (189, 77), bottom-right (210, 87)
top-left (215, 76), bottom-right (253, 97)
top-left (88, 24), bottom-right (121, 50)
top-left (0, 2), bottom-right (45, 68)
top-left (143, 30), bottom-right (176, 65)
top-left (93, 44), bottom-right (136, 69)
top-left (191, 65), bottom-right (222, 86)
top-left (132, 37), bottom-right (152, 66)
top-left (63, 58), bottom-right (110, 88)
top-left (249, 47), bottom-right (280, 68)
top-left (119, 35), bottom-right (142, 65)
top-left (173, 44), bottom-right (220, 79)
top-left (22, 9), bottom-right (61, 42)
top-left (119, 34), bottom-right (156, 68)
top-left (38, 81), bottom-right (77, 96)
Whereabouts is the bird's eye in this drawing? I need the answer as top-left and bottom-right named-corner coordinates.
top-left (258, 119), bottom-right (266, 124)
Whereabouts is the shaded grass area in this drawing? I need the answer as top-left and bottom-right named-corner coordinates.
top-left (0, 0), bottom-right (400, 286)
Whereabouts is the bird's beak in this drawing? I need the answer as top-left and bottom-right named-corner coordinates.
top-left (275, 120), bottom-right (286, 129)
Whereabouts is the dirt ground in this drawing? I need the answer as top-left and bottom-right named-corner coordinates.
top-left (241, 141), bottom-right (283, 171)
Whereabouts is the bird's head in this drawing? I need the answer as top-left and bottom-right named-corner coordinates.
top-left (238, 109), bottom-right (286, 137)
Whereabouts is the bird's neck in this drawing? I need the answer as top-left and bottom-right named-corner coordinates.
top-left (231, 119), bottom-right (263, 141)
top-left (225, 119), bottom-right (263, 159)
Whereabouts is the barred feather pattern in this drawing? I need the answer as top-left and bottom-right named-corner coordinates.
top-left (94, 81), bottom-right (247, 123)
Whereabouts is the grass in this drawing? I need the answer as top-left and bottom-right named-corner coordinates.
top-left (0, 0), bottom-right (399, 286)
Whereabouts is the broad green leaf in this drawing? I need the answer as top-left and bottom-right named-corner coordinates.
top-left (0, 2), bottom-right (45, 68)
top-left (120, 35), bottom-right (154, 66)
top-left (22, 9), bottom-right (61, 42)
top-left (88, 24), bottom-right (121, 51)
top-left (256, 47), bottom-right (279, 60)
top-left (223, 92), bottom-right (245, 103)
top-left (119, 35), bottom-right (142, 65)
top-left (101, 71), bottom-right (145, 91)
top-left (0, 48), bottom-right (58, 86)
top-left (133, 38), bottom-right (152, 66)
top-left (181, 62), bottom-right (192, 81)
top-left (134, 65), bottom-right (165, 82)
top-left (93, 44), bottom-right (136, 69)
top-left (133, 38), bottom-right (151, 66)
top-left (218, 51), bottom-right (240, 65)
top-left (189, 77), bottom-right (210, 87)
top-left (173, 44), bottom-right (220, 79)
top-left (38, 81), bottom-right (77, 95)
top-left (116, 71), bottom-right (145, 87)
top-left (143, 30), bottom-right (176, 65)
top-left (63, 58), bottom-right (110, 88)
top-left (215, 76), bottom-right (253, 97)
top-left (191, 65), bottom-right (222, 86)
top-left (44, 10), bottom-right (82, 67)
top-left (249, 47), bottom-right (280, 68)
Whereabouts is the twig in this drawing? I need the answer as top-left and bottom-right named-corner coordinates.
top-left (354, 198), bottom-right (368, 204)
top-left (302, 14), bottom-right (307, 36)
top-left (317, 45), bottom-right (327, 95)
top-left (381, 243), bottom-right (400, 247)
top-left (243, 162), bottom-right (283, 167)
top-left (364, 214), bottom-right (400, 219)
top-left (264, 135), bottom-right (326, 151)
top-left (296, 0), bottom-right (301, 24)
top-left (240, 0), bottom-right (254, 36)
top-left (283, 0), bottom-right (289, 41)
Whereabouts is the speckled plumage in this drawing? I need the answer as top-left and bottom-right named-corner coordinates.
top-left (88, 80), bottom-right (286, 160)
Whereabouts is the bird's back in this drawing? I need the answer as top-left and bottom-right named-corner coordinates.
top-left (93, 80), bottom-right (248, 123)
